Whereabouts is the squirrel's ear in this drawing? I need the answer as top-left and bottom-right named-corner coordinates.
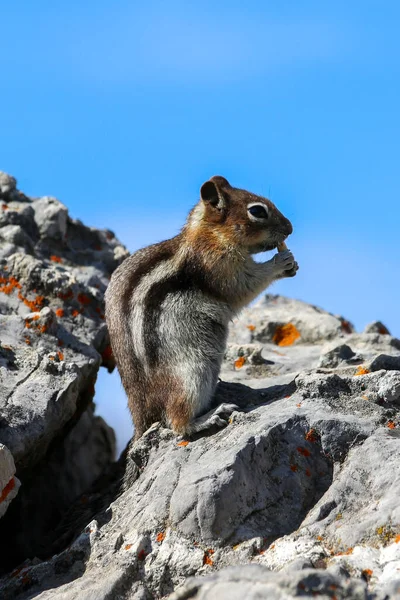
top-left (200, 181), bottom-right (219, 206)
top-left (200, 180), bottom-right (225, 209)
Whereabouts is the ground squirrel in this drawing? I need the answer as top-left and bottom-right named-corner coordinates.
top-left (105, 176), bottom-right (298, 440)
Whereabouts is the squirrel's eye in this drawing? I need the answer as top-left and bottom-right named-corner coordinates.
top-left (248, 204), bottom-right (268, 220)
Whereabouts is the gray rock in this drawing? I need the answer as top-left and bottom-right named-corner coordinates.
top-left (1, 360), bottom-right (399, 598)
top-left (31, 196), bottom-right (68, 239)
top-left (228, 294), bottom-right (354, 346)
top-left (319, 343), bottom-right (359, 368)
top-left (0, 171), bottom-right (126, 571)
top-left (0, 171), bottom-right (400, 600)
top-left (370, 354), bottom-right (400, 372)
top-left (1, 406), bottom-right (115, 571)
top-left (0, 444), bottom-right (20, 518)
top-left (169, 564), bottom-right (368, 599)
top-left (0, 172), bottom-right (17, 197)
top-left (364, 321), bottom-right (391, 335)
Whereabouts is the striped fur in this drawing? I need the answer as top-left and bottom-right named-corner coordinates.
top-left (105, 176), bottom-right (297, 439)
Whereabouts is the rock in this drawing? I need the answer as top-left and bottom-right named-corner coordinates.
top-left (1, 360), bottom-right (399, 598)
top-left (0, 171), bottom-right (400, 599)
top-left (364, 321), bottom-right (391, 335)
top-left (0, 172), bottom-right (126, 571)
top-left (228, 294), bottom-right (355, 346)
top-left (1, 406), bottom-right (115, 572)
top-left (318, 343), bottom-right (359, 368)
top-left (370, 354), bottom-right (400, 372)
top-left (224, 343), bottom-right (272, 378)
top-left (169, 564), bottom-right (369, 599)
top-left (32, 197), bottom-right (68, 239)
top-left (0, 173), bottom-right (17, 197)
top-left (0, 444), bottom-right (20, 518)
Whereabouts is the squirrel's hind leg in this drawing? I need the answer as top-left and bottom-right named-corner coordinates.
top-left (185, 403), bottom-right (240, 435)
top-left (166, 382), bottom-right (239, 437)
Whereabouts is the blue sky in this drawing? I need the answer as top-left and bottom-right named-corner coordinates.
top-left (2, 1), bottom-right (399, 453)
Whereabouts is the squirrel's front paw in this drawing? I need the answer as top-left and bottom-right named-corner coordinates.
top-left (272, 249), bottom-right (299, 278)
top-left (283, 261), bottom-right (299, 277)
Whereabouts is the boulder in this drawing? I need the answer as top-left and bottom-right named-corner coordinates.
top-left (0, 171), bottom-right (399, 599)
top-left (0, 172), bottom-right (126, 571)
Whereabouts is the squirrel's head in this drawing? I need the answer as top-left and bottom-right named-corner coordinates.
top-left (187, 176), bottom-right (293, 254)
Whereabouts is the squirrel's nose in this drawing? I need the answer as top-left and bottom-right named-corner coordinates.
top-left (285, 218), bottom-right (293, 236)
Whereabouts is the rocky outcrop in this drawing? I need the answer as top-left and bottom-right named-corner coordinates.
top-left (0, 172), bottom-right (399, 599)
top-left (0, 172), bottom-right (126, 571)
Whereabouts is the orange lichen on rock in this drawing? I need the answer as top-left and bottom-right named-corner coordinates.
top-left (124, 544), bottom-right (132, 551)
top-left (0, 477), bottom-right (15, 503)
top-left (272, 323), bottom-right (300, 347)
top-left (246, 324), bottom-right (256, 332)
top-left (24, 311), bottom-right (52, 336)
top-left (0, 276), bottom-right (22, 294)
top-left (297, 447), bottom-right (311, 457)
top-left (177, 440), bottom-right (189, 447)
top-left (395, 534), bottom-right (400, 543)
top-left (355, 366), bottom-right (370, 376)
top-left (101, 345), bottom-right (113, 361)
top-left (58, 289), bottom-right (73, 301)
top-left (305, 429), bottom-right (318, 443)
top-left (336, 547), bottom-right (353, 556)
top-left (387, 421), bottom-right (396, 430)
top-left (203, 549), bottom-right (214, 566)
top-left (234, 356), bottom-right (246, 369)
top-left (55, 308), bottom-right (65, 318)
top-left (77, 293), bottom-right (91, 305)
top-left (362, 569), bottom-right (373, 580)
top-left (341, 320), bottom-right (353, 334)
top-left (18, 291), bottom-right (45, 312)
top-left (57, 351), bottom-right (64, 361)
top-left (71, 309), bottom-right (80, 318)
top-left (50, 255), bottom-right (62, 263)
top-left (156, 532), bottom-right (165, 543)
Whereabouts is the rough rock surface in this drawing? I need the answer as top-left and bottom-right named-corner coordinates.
top-left (0, 172), bottom-right (125, 570)
top-left (0, 173), bottom-right (400, 599)
top-left (0, 443), bottom-right (20, 518)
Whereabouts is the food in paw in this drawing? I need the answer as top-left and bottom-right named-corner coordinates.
top-left (277, 241), bottom-right (288, 252)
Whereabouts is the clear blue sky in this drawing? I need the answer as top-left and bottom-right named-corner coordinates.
top-left (2, 1), bottom-right (399, 452)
